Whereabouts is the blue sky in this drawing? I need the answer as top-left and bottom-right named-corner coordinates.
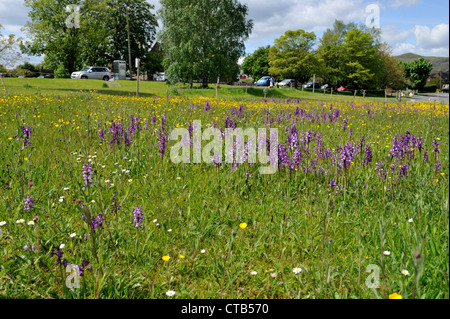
top-left (0, 0), bottom-right (448, 66)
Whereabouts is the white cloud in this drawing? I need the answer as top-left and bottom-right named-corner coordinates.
top-left (414, 24), bottom-right (449, 49)
top-left (381, 24), bottom-right (415, 44)
top-left (243, 0), bottom-right (366, 42)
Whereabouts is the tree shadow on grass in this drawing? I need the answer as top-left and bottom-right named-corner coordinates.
top-left (38, 87), bottom-right (158, 98)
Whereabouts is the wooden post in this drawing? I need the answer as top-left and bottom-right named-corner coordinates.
top-left (0, 73), bottom-right (8, 96)
top-left (384, 88), bottom-right (387, 102)
top-left (245, 85), bottom-right (247, 96)
top-left (363, 90), bottom-right (365, 99)
top-left (330, 88), bottom-right (333, 98)
top-left (215, 76), bottom-right (219, 99)
top-left (354, 90), bottom-right (357, 98)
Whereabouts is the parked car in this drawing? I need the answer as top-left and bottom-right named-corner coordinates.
top-left (302, 82), bottom-right (321, 89)
top-left (442, 84), bottom-right (449, 93)
top-left (337, 86), bottom-right (348, 92)
top-left (256, 76), bottom-right (271, 86)
top-left (153, 72), bottom-right (167, 81)
top-left (320, 84), bottom-right (329, 90)
top-left (71, 67), bottom-right (112, 81)
top-left (278, 79), bottom-right (297, 87)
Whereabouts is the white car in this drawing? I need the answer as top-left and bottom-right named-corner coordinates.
top-left (153, 72), bottom-right (167, 81)
top-left (71, 67), bottom-right (112, 81)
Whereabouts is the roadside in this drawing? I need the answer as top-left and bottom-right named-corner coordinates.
top-left (408, 93), bottom-right (449, 104)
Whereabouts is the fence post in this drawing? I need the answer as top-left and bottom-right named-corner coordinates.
top-left (0, 74), bottom-right (8, 96)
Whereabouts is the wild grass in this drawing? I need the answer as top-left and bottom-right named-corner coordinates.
top-left (0, 90), bottom-right (448, 299)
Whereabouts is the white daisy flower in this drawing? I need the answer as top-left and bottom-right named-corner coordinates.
top-left (60, 244), bottom-right (65, 249)
top-left (153, 219), bottom-right (158, 223)
top-left (250, 271), bottom-right (257, 276)
top-left (128, 179), bottom-right (133, 183)
top-left (401, 269), bottom-right (410, 276)
top-left (166, 290), bottom-right (176, 297)
top-left (168, 229), bottom-right (172, 232)
top-left (383, 251), bottom-right (391, 256)
top-left (70, 233), bottom-right (77, 238)
top-left (63, 187), bottom-right (70, 191)
top-left (408, 218), bottom-right (413, 223)
top-left (293, 267), bottom-right (302, 274)
top-left (16, 219), bottom-right (25, 224)
top-left (105, 180), bottom-right (110, 183)
top-left (27, 221), bottom-right (35, 225)
top-left (0, 221), bottom-right (6, 226)
top-left (200, 249), bottom-right (206, 254)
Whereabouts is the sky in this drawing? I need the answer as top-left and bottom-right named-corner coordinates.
top-left (0, 0), bottom-right (449, 66)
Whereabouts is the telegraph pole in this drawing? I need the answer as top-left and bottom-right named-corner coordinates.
top-left (126, 7), bottom-right (132, 77)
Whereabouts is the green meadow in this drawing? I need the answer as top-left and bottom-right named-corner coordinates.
top-left (0, 79), bottom-right (448, 299)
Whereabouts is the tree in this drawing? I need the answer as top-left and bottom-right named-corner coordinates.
top-left (94, 0), bottom-right (158, 74)
top-left (241, 45), bottom-right (270, 80)
top-left (159, 0), bottom-right (253, 87)
top-left (342, 29), bottom-right (379, 89)
top-left (402, 58), bottom-right (433, 90)
top-left (268, 30), bottom-right (317, 84)
top-left (316, 31), bottom-right (344, 88)
top-left (0, 24), bottom-right (23, 68)
top-left (22, 0), bottom-right (157, 76)
top-left (316, 20), bottom-right (383, 89)
top-left (376, 43), bottom-right (405, 90)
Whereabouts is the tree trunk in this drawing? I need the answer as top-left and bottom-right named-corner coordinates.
top-left (202, 78), bottom-right (208, 88)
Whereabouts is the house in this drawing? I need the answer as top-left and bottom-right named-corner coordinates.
top-left (427, 72), bottom-right (449, 84)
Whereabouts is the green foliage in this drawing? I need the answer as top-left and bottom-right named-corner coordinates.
top-left (342, 29), bottom-right (379, 89)
top-left (22, 0), bottom-right (158, 74)
top-left (402, 58), bottom-right (434, 90)
top-left (54, 64), bottom-right (71, 79)
top-left (376, 43), bottom-right (406, 90)
top-left (268, 30), bottom-right (317, 84)
top-left (159, 0), bottom-right (253, 87)
top-left (241, 46), bottom-right (270, 80)
top-left (395, 53), bottom-right (449, 75)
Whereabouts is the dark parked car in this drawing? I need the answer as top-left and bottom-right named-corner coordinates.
top-left (256, 76), bottom-right (271, 86)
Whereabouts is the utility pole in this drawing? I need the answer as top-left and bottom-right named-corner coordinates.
top-left (126, 7), bottom-right (132, 77)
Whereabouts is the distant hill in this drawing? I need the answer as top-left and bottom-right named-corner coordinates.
top-left (394, 53), bottom-right (449, 74)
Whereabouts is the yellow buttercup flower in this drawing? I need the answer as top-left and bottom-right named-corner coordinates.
top-left (162, 255), bottom-right (170, 262)
top-left (178, 254), bottom-right (185, 259)
top-left (239, 223), bottom-right (247, 230)
top-left (389, 293), bottom-right (403, 299)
